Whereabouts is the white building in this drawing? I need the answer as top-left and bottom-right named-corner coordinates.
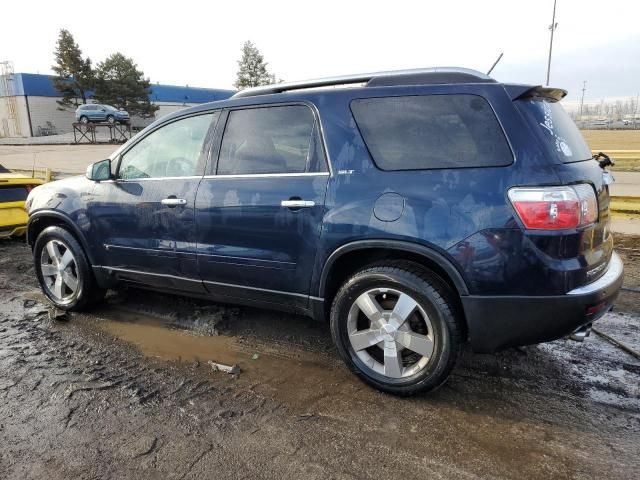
top-left (0, 73), bottom-right (234, 138)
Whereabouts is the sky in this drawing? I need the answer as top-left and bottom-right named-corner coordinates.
top-left (2, 0), bottom-right (638, 105)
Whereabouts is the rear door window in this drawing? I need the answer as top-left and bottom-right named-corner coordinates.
top-left (516, 98), bottom-right (592, 163)
top-left (217, 105), bottom-right (319, 175)
top-left (350, 94), bottom-right (513, 170)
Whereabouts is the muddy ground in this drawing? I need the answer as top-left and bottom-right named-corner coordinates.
top-left (0, 237), bottom-right (639, 480)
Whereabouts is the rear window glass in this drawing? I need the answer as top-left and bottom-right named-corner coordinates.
top-left (516, 98), bottom-right (592, 163)
top-left (350, 94), bottom-right (513, 170)
top-left (0, 187), bottom-right (28, 202)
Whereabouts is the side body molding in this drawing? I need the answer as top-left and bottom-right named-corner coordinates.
top-left (317, 240), bottom-right (470, 297)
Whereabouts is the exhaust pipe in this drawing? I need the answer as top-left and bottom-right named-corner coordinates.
top-left (569, 323), bottom-right (592, 342)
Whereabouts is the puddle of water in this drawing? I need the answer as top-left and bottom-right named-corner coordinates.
top-left (94, 311), bottom-right (357, 409)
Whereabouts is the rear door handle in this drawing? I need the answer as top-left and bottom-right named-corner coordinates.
top-left (281, 199), bottom-right (315, 208)
top-left (161, 197), bottom-right (187, 207)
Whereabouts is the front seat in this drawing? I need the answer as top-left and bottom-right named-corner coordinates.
top-left (233, 135), bottom-right (287, 174)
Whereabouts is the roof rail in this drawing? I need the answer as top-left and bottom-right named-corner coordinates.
top-left (232, 67), bottom-right (495, 98)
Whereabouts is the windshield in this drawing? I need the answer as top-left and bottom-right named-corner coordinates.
top-left (104, 105), bottom-right (118, 111)
top-left (516, 98), bottom-right (592, 163)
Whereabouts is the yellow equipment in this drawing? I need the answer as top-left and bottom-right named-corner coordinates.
top-left (0, 170), bottom-right (44, 238)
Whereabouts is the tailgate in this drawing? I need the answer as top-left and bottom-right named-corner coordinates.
top-left (515, 95), bottom-right (614, 289)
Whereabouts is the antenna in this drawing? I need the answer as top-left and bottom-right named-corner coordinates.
top-left (546, 0), bottom-right (558, 85)
top-left (486, 53), bottom-right (504, 75)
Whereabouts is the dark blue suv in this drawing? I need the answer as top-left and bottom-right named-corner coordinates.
top-left (26, 68), bottom-right (623, 395)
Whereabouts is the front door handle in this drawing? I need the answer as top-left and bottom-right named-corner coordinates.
top-left (281, 199), bottom-right (315, 208)
top-left (161, 197), bottom-right (187, 207)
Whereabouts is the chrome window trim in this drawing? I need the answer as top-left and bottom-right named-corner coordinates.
top-left (202, 172), bottom-right (329, 179)
top-left (108, 175), bottom-right (204, 183)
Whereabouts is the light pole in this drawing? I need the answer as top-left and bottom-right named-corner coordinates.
top-left (546, 0), bottom-right (558, 85)
top-left (579, 80), bottom-right (587, 122)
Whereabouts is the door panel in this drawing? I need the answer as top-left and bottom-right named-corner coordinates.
top-left (88, 112), bottom-right (218, 292)
top-left (195, 174), bottom-right (328, 299)
top-left (90, 178), bottom-right (203, 291)
top-left (195, 104), bottom-right (329, 305)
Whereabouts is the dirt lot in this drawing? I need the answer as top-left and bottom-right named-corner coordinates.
top-left (0, 237), bottom-right (639, 479)
top-left (582, 129), bottom-right (640, 151)
top-left (581, 130), bottom-right (640, 172)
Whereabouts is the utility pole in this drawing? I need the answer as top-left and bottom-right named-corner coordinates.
top-left (579, 80), bottom-right (587, 122)
top-left (546, 0), bottom-right (558, 85)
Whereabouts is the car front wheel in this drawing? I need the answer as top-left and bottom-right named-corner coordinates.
top-left (33, 226), bottom-right (104, 311)
top-left (330, 261), bottom-right (462, 396)
top-left (106, 115), bottom-right (115, 124)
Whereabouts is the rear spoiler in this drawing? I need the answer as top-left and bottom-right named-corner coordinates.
top-left (504, 84), bottom-right (568, 102)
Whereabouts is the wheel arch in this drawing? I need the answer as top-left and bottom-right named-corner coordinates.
top-left (27, 210), bottom-right (97, 265)
top-left (316, 240), bottom-right (470, 324)
top-left (320, 240), bottom-right (469, 296)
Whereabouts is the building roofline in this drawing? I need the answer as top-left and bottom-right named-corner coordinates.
top-left (0, 72), bottom-right (235, 103)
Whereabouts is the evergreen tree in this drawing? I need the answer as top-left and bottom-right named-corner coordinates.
top-left (51, 29), bottom-right (94, 107)
top-left (234, 41), bottom-right (275, 90)
top-left (94, 53), bottom-right (158, 117)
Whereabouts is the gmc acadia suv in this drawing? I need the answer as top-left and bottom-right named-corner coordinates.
top-left (26, 68), bottom-right (623, 395)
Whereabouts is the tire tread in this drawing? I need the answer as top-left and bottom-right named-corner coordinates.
top-left (330, 260), bottom-right (462, 396)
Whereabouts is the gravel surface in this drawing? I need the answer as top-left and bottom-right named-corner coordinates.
top-left (0, 237), bottom-right (638, 479)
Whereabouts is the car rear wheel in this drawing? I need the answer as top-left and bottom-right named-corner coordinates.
top-left (79, 116), bottom-right (89, 124)
top-left (34, 226), bottom-right (105, 311)
top-left (330, 261), bottom-right (462, 396)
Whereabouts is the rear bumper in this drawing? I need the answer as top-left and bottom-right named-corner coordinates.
top-left (462, 252), bottom-right (624, 352)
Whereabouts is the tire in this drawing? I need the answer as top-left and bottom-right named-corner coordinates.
top-left (79, 116), bottom-right (89, 124)
top-left (106, 115), bottom-right (115, 124)
top-left (330, 261), bottom-right (462, 396)
top-left (33, 226), bottom-right (105, 311)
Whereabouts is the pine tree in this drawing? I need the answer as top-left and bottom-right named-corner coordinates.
top-left (94, 53), bottom-right (158, 117)
top-left (234, 41), bottom-right (275, 90)
top-left (51, 29), bottom-right (94, 107)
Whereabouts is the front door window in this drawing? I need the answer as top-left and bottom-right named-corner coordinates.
top-left (118, 113), bottom-right (216, 179)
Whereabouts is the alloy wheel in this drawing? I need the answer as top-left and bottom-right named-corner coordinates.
top-left (347, 288), bottom-right (435, 379)
top-left (40, 240), bottom-right (80, 304)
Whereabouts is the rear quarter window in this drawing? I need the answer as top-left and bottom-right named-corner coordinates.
top-left (350, 94), bottom-right (513, 170)
top-left (516, 98), bottom-right (592, 163)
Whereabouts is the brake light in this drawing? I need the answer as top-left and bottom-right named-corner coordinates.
top-left (508, 184), bottom-right (598, 230)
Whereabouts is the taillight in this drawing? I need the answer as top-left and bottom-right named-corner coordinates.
top-left (25, 185), bottom-right (33, 194)
top-left (508, 184), bottom-right (598, 230)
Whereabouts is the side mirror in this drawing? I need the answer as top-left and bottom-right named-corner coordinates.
top-left (86, 159), bottom-right (113, 181)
